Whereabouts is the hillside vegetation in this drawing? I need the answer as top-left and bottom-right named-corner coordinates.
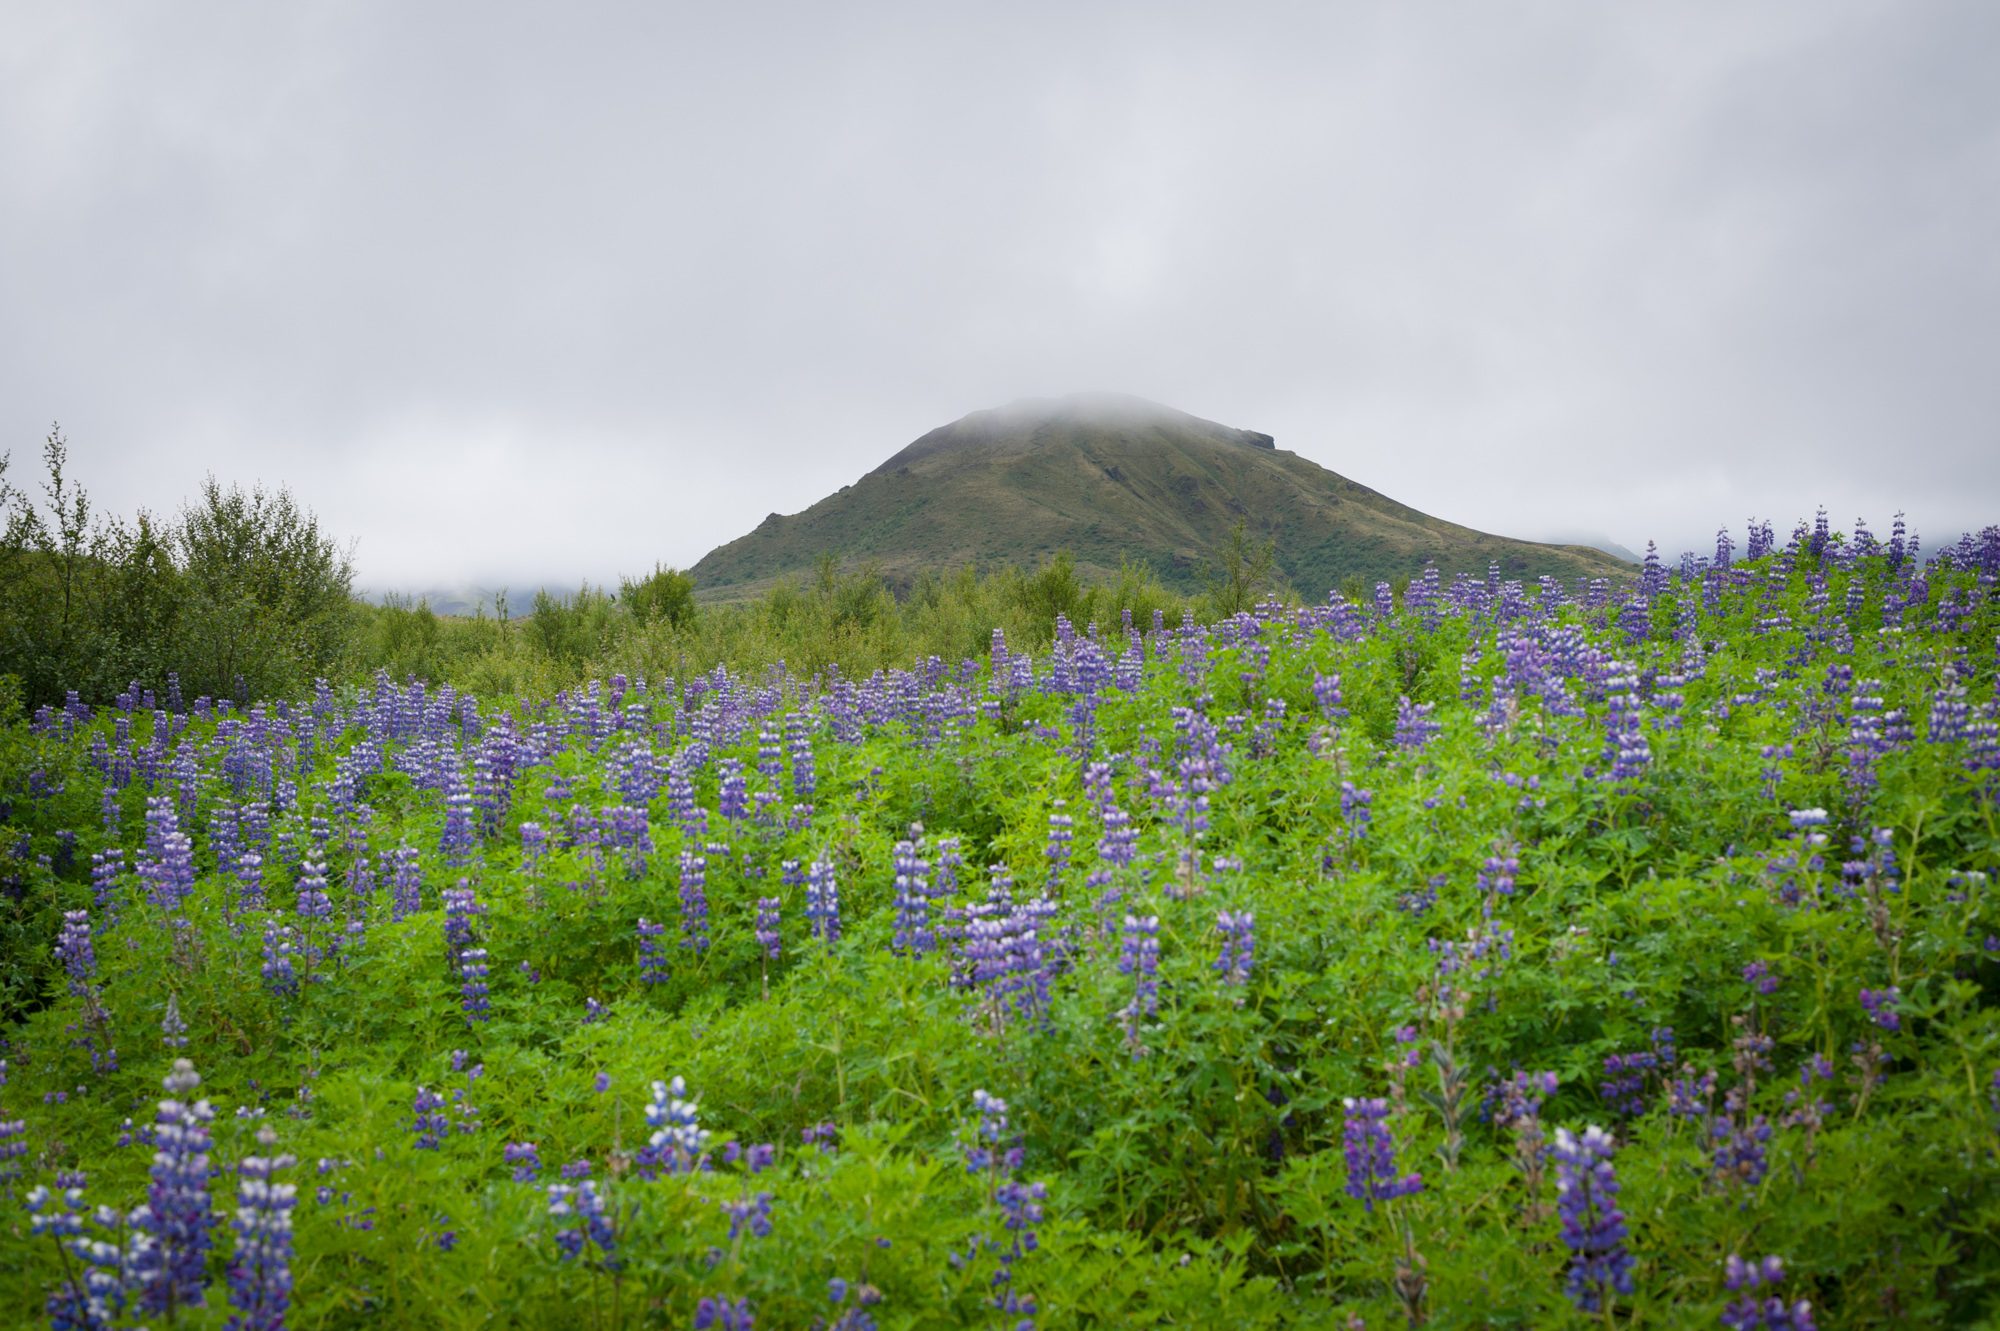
top-left (690, 395), bottom-right (1629, 600)
top-left (2, 512), bottom-right (1997, 1327)
top-left (9, 425), bottom-right (1579, 715)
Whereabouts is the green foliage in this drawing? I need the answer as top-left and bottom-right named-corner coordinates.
top-left (0, 432), bottom-right (355, 707)
top-left (365, 553), bottom-right (1202, 692)
top-left (1205, 518), bottom-right (1281, 617)
top-left (3, 526), bottom-right (1999, 1327)
top-left (685, 399), bottom-right (1631, 600)
top-left (174, 475), bottom-right (356, 701)
top-left (617, 564), bottom-right (696, 630)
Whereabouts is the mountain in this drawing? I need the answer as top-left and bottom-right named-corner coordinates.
top-left (1538, 531), bottom-right (1644, 565)
top-left (689, 394), bottom-right (1631, 599)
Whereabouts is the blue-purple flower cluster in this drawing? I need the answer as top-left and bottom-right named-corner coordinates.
top-left (1552, 1124), bottom-right (1634, 1313)
top-left (1342, 1097), bottom-right (1421, 1213)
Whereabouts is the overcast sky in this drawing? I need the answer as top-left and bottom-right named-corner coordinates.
top-left (3, 2), bottom-right (1996, 595)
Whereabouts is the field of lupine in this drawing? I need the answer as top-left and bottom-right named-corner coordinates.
top-left (3, 514), bottom-right (2000, 1329)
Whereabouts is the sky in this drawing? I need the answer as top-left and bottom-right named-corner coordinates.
top-left (3, 2), bottom-right (1996, 597)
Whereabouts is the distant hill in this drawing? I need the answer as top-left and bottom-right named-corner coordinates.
top-left (1538, 531), bottom-right (1644, 564)
top-left (689, 394), bottom-right (1631, 599)
top-left (357, 586), bottom-right (506, 618)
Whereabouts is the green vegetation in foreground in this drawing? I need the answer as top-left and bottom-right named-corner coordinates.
top-left (2, 518), bottom-right (1998, 1327)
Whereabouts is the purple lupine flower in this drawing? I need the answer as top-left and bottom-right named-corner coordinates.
top-left (1489, 1070), bottom-right (1560, 1212)
top-left (693, 1296), bottom-right (755, 1330)
top-left (1476, 844), bottom-right (1518, 904)
top-left (720, 1190), bottom-right (774, 1240)
top-left (891, 837), bottom-right (933, 954)
top-left (678, 851), bottom-right (711, 953)
top-left (139, 795), bottom-right (196, 912)
top-left (411, 1087), bottom-right (450, 1150)
top-left (1096, 805), bottom-right (1136, 870)
top-left (548, 1180), bottom-right (617, 1265)
top-left (1491, 1069), bottom-right (1559, 1132)
top-left (963, 1088), bottom-right (1022, 1175)
top-left (226, 1124), bottom-right (297, 1331)
top-left (91, 848), bottom-right (126, 920)
top-left (1312, 671), bottom-right (1344, 722)
top-left (1342, 1097), bottom-right (1422, 1212)
top-left (1859, 986), bottom-right (1901, 1032)
top-left (1117, 914), bottom-right (1160, 1056)
top-left (1721, 1255), bottom-right (1817, 1331)
top-left (161, 992), bottom-right (190, 1049)
top-left (1340, 782), bottom-right (1373, 836)
top-left (754, 898), bottom-right (781, 961)
top-left (599, 804), bottom-right (653, 877)
top-left (954, 885), bottom-right (1059, 1031)
top-left (1393, 696), bottom-right (1440, 751)
top-left (388, 845), bottom-right (423, 921)
top-left (134, 1059), bottom-right (218, 1315)
top-left (29, 1176), bottom-right (135, 1327)
top-left (1552, 1124), bottom-right (1635, 1313)
top-left (505, 1142), bottom-right (542, 1182)
top-left (953, 1087), bottom-right (1042, 1325)
top-left (637, 917), bottom-right (671, 984)
top-left (666, 766), bottom-right (705, 839)
top-left (518, 821), bottom-right (548, 885)
top-left (786, 711), bottom-right (817, 803)
top-left (1743, 961), bottom-right (1780, 996)
top-left (261, 920), bottom-right (299, 997)
top-left (295, 857), bottom-right (334, 923)
top-left (806, 858), bottom-right (841, 943)
top-left (1652, 1026), bottom-right (1678, 1071)
top-left (442, 881), bottom-right (485, 951)
top-left (1044, 804), bottom-right (1073, 887)
top-left (644, 1075), bottom-right (709, 1174)
top-left (1398, 874), bottom-right (1442, 918)
top-left (0, 1104), bottom-right (25, 1183)
top-left (1215, 910), bottom-right (1255, 987)
top-left (440, 771), bottom-right (477, 867)
top-left (1711, 1113), bottom-right (1773, 1190)
top-left (1600, 1048), bottom-right (1661, 1117)
top-left (459, 948), bottom-right (490, 1024)
top-left (824, 1278), bottom-right (882, 1331)
top-left (225, 845), bottom-right (264, 915)
top-left (717, 758), bottom-right (749, 825)
top-left (1668, 1069), bottom-right (1716, 1122)
top-left (154, 831), bottom-right (198, 913)
top-left (1602, 673), bottom-right (1651, 782)
top-left (1118, 914), bottom-right (1160, 1010)
top-left (55, 909), bottom-right (96, 998)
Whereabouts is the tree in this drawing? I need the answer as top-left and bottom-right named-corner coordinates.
top-left (1018, 550), bottom-right (1086, 634)
top-left (618, 564), bottom-right (696, 629)
top-left (0, 426), bottom-right (114, 702)
top-left (174, 476), bottom-right (355, 702)
top-left (1205, 519), bottom-right (1279, 617)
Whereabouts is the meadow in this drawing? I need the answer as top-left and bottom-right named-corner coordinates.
top-left (2, 513), bottom-right (1998, 1328)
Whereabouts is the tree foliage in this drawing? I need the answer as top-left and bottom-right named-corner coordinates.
top-left (174, 475), bottom-right (355, 701)
top-left (0, 429), bottom-right (354, 707)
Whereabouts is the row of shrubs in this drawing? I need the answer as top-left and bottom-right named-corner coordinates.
top-left (4, 429), bottom-right (1305, 711)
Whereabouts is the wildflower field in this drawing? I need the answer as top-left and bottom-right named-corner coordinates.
top-left (3, 515), bottom-right (1999, 1329)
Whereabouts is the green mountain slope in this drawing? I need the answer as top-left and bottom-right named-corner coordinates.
top-left (690, 394), bottom-right (1631, 599)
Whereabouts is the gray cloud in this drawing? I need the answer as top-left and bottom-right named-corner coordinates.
top-left (3, 1), bottom-right (1995, 592)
